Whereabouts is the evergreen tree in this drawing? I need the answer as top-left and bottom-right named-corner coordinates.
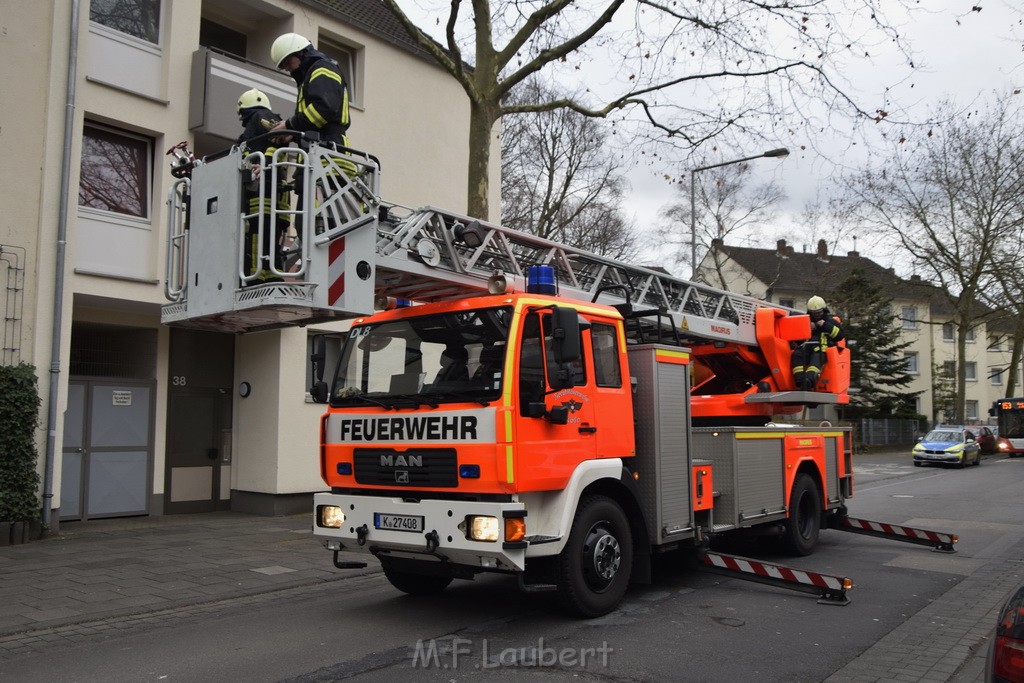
top-left (827, 270), bottom-right (922, 418)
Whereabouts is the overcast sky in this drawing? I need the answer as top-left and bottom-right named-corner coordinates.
top-left (395, 1), bottom-right (1023, 274)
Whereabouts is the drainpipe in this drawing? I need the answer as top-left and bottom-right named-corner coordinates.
top-left (42, 0), bottom-right (81, 531)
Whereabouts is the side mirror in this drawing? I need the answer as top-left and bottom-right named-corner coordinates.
top-left (550, 306), bottom-right (581, 364)
top-left (311, 335), bottom-right (327, 382)
top-left (310, 381), bottom-right (329, 404)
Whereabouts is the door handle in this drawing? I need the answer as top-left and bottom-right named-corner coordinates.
top-left (579, 426), bottom-right (597, 434)
top-left (207, 448), bottom-right (218, 460)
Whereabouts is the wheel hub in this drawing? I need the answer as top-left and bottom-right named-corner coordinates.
top-left (586, 527), bottom-right (621, 581)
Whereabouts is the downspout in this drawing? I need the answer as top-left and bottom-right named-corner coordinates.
top-left (42, 0), bottom-right (81, 531)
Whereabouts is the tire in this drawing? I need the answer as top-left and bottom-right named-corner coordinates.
top-left (782, 473), bottom-right (822, 556)
top-left (975, 451), bottom-right (982, 466)
top-left (957, 454), bottom-right (967, 469)
top-left (381, 561), bottom-right (453, 596)
top-left (913, 461), bottom-right (923, 467)
top-left (556, 495), bottom-right (634, 618)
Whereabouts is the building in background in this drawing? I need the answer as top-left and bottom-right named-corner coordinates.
top-left (698, 239), bottom-right (1016, 426)
top-left (5, 0), bottom-right (498, 526)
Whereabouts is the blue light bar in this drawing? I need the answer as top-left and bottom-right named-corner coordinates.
top-left (526, 265), bottom-right (557, 295)
top-left (336, 462), bottom-right (352, 475)
top-left (459, 464), bottom-right (481, 479)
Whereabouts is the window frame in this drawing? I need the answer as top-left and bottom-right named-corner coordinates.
top-left (78, 122), bottom-right (153, 222)
top-left (903, 351), bottom-right (919, 375)
top-left (591, 322), bottom-right (622, 388)
top-left (942, 323), bottom-right (955, 342)
top-left (318, 36), bottom-right (362, 108)
top-left (901, 306), bottom-right (917, 330)
top-left (965, 361), bottom-right (977, 381)
top-left (89, 0), bottom-right (162, 45)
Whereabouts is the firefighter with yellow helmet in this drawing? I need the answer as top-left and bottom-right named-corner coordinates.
top-left (791, 296), bottom-right (845, 391)
top-left (269, 33), bottom-right (351, 148)
top-left (236, 88), bottom-right (289, 283)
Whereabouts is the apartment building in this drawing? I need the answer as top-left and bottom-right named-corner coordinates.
top-left (4, 0), bottom-right (497, 526)
top-left (697, 239), bottom-right (1017, 425)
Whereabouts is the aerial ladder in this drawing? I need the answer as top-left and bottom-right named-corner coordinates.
top-left (163, 136), bottom-right (848, 419)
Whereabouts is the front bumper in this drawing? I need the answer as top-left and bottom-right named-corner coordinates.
top-left (913, 450), bottom-right (967, 464)
top-left (312, 492), bottom-right (528, 572)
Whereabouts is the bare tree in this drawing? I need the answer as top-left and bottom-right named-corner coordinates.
top-left (383, 0), bottom-right (923, 220)
top-left (656, 160), bottom-right (785, 283)
top-left (841, 93), bottom-right (1024, 422)
top-left (501, 79), bottom-right (639, 259)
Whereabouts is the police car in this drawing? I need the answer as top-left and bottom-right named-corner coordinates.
top-left (912, 426), bottom-right (982, 468)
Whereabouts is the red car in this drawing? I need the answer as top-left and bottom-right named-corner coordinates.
top-left (985, 583), bottom-right (1024, 681)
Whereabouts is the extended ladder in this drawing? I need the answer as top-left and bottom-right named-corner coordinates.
top-left (162, 138), bottom-right (775, 345)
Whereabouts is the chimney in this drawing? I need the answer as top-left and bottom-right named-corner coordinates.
top-left (777, 239), bottom-right (787, 254)
top-left (711, 237), bottom-right (723, 249)
top-left (786, 246), bottom-right (795, 256)
top-left (817, 239), bottom-right (828, 258)
top-left (910, 274), bottom-right (921, 282)
top-left (847, 250), bottom-right (859, 257)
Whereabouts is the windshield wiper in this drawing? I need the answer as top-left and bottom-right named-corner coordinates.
top-left (387, 393), bottom-right (440, 409)
top-left (335, 393), bottom-right (393, 410)
top-left (422, 389), bottom-right (491, 406)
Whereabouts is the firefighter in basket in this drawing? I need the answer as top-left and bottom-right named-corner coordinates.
top-left (791, 295), bottom-right (845, 391)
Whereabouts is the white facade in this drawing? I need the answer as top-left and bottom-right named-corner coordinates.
top-left (6, 0), bottom-right (499, 523)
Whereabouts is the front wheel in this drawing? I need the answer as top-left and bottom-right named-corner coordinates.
top-left (781, 473), bottom-right (821, 556)
top-left (556, 495), bottom-right (634, 618)
top-left (381, 560), bottom-right (453, 596)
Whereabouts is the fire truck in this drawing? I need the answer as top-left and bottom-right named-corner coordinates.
top-left (164, 137), bottom-right (957, 617)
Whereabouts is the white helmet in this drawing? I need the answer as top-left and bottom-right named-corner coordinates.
top-left (807, 295), bottom-right (827, 312)
top-left (271, 33), bottom-right (311, 68)
top-left (237, 88), bottom-right (272, 113)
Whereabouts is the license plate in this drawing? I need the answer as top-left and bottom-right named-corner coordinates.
top-left (374, 513), bottom-right (424, 532)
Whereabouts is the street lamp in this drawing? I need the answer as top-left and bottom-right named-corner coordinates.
top-left (689, 147), bottom-right (790, 278)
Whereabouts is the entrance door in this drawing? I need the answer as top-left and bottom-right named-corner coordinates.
top-left (165, 389), bottom-right (232, 513)
top-left (60, 380), bottom-right (154, 520)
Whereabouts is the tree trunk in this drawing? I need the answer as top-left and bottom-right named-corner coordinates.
top-left (956, 328), bottom-right (967, 423)
top-left (467, 101), bottom-right (499, 220)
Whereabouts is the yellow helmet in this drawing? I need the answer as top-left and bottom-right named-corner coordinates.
top-left (237, 88), bottom-right (272, 113)
top-left (807, 296), bottom-right (827, 312)
top-left (271, 33), bottom-right (311, 68)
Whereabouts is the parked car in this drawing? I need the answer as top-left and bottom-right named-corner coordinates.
top-left (976, 425), bottom-right (999, 454)
top-left (984, 583), bottom-right (1024, 681)
top-left (912, 426), bottom-right (982, 468)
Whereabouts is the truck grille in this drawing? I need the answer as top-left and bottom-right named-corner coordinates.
top-left (353, 448), bottom-right (458, 487)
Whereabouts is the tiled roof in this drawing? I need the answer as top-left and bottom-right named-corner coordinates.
top-left (711, 239), bottom-right (980, 320)
top-left (303, 0), bottom-right (439, 63)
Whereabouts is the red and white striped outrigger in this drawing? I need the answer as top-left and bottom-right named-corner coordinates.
top-left (699, 550), bottom-right (853, 605)
top-left (829, 515), bottom-right (958, 553)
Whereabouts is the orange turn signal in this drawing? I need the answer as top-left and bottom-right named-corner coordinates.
top-left (505, 517), bottom-right (526, 543)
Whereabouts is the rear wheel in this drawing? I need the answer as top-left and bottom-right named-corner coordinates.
top-left (556, 495), bottom-right (634, 618)
top-left (782, 473), bottom-right (821, 556)
top-left (381, 560), bottom-right (453, 595)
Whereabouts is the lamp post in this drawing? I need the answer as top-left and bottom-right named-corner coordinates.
top-left (689, 148), bottom-right (790, 277)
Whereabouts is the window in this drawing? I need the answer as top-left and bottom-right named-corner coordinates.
top-left (199, 18), bottom-right (247, 58)
top-left (966, 400), bottom-right (979, 421)
top-left (965, 361), bottom-right (977, 381)
top-left (319, 38), bottom-right (360, 107)
top-left (778, 298), bottom-right (795, 309)
top-left (942, 361), bottom-right (955, 377)
top-left (942, 323), bottom-right (954, 341)
top-left (90, 0), bottom-right (160, 44)
top-left (988, 336), bottom-right (1002, 352)
top-left (79, 123), bottom-right (151, 219)
top-left (591, 323), bottom-right (622, 388)
top-left (992, 367), bottom-right (1003, 386)
top-left (966, 327), bottom-right (976, 343)
top-left (901, 306), bottom-right (917, 330)
top-left (904, 352), bottom-right (919, 374)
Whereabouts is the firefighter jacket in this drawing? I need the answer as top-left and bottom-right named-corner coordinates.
top-left (285, 48), bottom-right (351, 145)
top-left (808, 313), bottom-right (845, 351)
top-left (238, 107), bottom-right (283, 159)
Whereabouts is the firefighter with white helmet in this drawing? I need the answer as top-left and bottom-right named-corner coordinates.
top-left (236, 88), bottom-right (288, 283)
top-left (269, 33), bottom-right (351, 148)
top-left (791, 295), bottom-right (845, 391)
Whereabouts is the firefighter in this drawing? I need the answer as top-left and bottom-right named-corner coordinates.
top-left (269, 33), bottom-right (355, 234)
top-left (791, 295), bottom-right (845, 391)
top-left (236, 88), bottom-right (290, 283)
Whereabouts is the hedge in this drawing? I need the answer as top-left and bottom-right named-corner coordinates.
top-left (0, 363), bottom-right (41, 522)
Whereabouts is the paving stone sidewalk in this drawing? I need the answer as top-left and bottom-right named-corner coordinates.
top-left (0, 512), bottom-right (376, 640)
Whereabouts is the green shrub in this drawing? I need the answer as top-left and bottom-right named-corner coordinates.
top-left (0, 363), bottom-right (41, 522)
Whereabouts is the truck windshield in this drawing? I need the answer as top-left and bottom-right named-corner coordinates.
top-left (331, 306), bottom-right (513, 408)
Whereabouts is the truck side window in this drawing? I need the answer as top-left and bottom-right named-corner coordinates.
top-left (519, 313), bottom-right (545, 410)
top-left (591, 323), bottom-right (621, 388)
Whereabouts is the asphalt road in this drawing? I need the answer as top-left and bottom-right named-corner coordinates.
top-left (1, 449), bottom-right (1020, 682)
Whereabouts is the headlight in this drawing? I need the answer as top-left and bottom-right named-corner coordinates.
top-left (467, 515), bottom-right (500, 542)
top-left (912, 445), bottom-right (923, 453)
top-left (320, 505), bottom-right (346, 528)
top-left (947, 445), bottom-right (964, 453)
